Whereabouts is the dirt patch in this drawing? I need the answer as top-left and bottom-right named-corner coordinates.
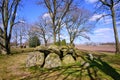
top-left (76, 45), bottom-right (116, 53)
top-left (0, 53), bottom-right (31, 80)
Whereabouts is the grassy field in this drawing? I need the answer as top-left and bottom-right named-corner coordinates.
top-left (0, 53), bottom-right (29, 80)
top-left (0, 48), bottom-right (120, 80)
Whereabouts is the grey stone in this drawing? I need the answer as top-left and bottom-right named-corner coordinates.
top-left (35, 52), bottom-right (44, 66)
top-left (26, 52), bottom-right (44, 67)
top-left (44, 53), bottom-right (61, 68)
top-left (48, 45), bottom-right (60, 52)
top-left (35, 46), bottom-right (47, 51)
top-left (62, 54), bottom-right (75, 65)
top-left (26, 53), bottom-right (36, 67)
top-left (1, 50), bottom-right (7, 55)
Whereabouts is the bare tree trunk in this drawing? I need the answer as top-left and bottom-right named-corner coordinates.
top-left (15, 37), bottom-right (18, 47)
top-left (20, 35), bottom-right (22, 48)
top-left (45, 39), bottom-right (47, 46)
top-left (4, 36), bottom-right (11, 54)
top-left (58, 32), bottom-right (60, 45)
top-left (53, 30), bottom-right (56, 44)
top-left (4, 28), bottom-right (11, 54)
top-left (70, 36), bottom-right (74, 46)
top-left (0, 0), bottom-right (21, 54)
top-left (58, 27), bottom-right (61, 46)
top-left (111, 6), bottom-right (120, 54)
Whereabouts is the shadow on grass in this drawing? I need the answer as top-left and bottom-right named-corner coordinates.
top-left (22, 54), bottom-right (120, 80)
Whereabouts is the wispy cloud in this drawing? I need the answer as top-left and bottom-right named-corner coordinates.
top-left (90, 28), bottom-right (115, 43)
top-left (89, 14), bottom-right (103, 21)
top-left (42, 13), bottom-right (52, 24)
top-left (42, 13), bottom-right (50, 19)
top-left (103, 17), bottom-right (120, 25)
top-left (85, 0), bottom-right (98, 3)
top-left (104, 18), bottom-right (112, 24)
top-left (116, 21), bottom-right (120, 25)
top-left (94, 28), bottom-right (112, 33)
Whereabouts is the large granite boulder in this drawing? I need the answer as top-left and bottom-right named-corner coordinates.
top-left (35, 46), bottom-right (47, 51)
top-left (48, 45), bottom-right (59, 50)
top-left (26, 52), bottom-right (44, 67)
top-left (44, 53), bottom-right (61, 68)
top-left (62, 54), bottom-right (75, 65)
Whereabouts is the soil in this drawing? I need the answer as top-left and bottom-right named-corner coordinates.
top-left (76, 44), bottom-right (116, 53)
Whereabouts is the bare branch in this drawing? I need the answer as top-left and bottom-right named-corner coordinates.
top-left (99, 0), bottom-right (111, 7)
top-left (8, 0), bottom-right (16, 20)
top-left (114, 0), bottom-right (120, 5)
top-left (9, 0), bottom-right (21, 40)
top-left (96, 14), bottom-right (111, 22)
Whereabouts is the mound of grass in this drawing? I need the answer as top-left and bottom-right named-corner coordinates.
top-left (11, 48), bottom-right (34, 54)
top-left (102, 55), bottom-right (120, 65)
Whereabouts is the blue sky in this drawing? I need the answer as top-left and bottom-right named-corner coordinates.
top-left (17, 0), bottom-right (120, 44)
top-left (84, 0), bottom-right (120, 44)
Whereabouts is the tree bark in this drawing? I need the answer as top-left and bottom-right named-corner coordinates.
top-left (0, 0), bottom-right (21, 54)
top-left (4, 37), bottom-right (11, 54)
top-left (111, 6), bottom-right (120, 54)
top-left (70, 36), bottom-right (74, 46)
top-left (58, 27), bottom-right (61, 46)
top-left (45, 40), bottom-right (47, 46)
top-left (53, 30), bottom-right (56, 44)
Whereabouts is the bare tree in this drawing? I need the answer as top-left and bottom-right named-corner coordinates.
top-left (34, 17), bottom-right (52, 46)
top-left (0, 27), bottom-right (3, 53)
top-left (97, 0), bottom-right (120, 54)
top-left (12, 22), bottom-right (28, 47)
top-left (64, 8), bottom-right (91, 45)
top-left (0, 0), bottom-right (21, 54)
top-left (12, 26), bottom-right (18, 47)
top-left (38, 0), bottom-right (74, 44)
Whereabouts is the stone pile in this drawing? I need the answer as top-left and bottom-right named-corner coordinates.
top-left (26, 45), bottom-right (78, 68)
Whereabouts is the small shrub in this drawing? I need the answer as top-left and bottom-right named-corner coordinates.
top-left (55, 39), bottom-right (67, 46)
top-left (29, 36), bottom-right (41, 48)
top-left (61, 39), bottom-right (66, 46)
top-left (55, 41), bottom-right (60, 46)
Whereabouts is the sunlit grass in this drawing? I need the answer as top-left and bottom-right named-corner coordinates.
top-left (11, 47), bottom-right (34, 54)
top-left (0, 49), bottom-right (120, 80)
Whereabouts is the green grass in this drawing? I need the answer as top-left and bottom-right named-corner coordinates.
top-left (25, 51), bottom-right (120, 80)
top-left (0, 49), bottom-right (120, 80)
top-left (102, 54), bottom-right (120, 65)
top-left (11, 47), bottom-right (34, 54)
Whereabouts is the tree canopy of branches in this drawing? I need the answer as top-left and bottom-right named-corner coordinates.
top-left (12, 22), bottom-right (28, 47)
top-left (34, 16), bottom-right (52, 46)
top-left (96, 0), bottom-right (120, 54)
top-left (39, 0), bottom-right (74, 44)
top-left (0, 0), bottom-right (21, 54)
top-left (64, 8), bottom-right (91, 45)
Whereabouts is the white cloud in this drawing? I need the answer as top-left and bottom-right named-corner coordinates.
top-left (104, 18), bottom-right (112, 24)
top-left (94, 28), bottom-right (112, 33)
top-left (116, 21), bottom-right (120, 25)
top-left (42, 13), bottom-right (50, 19)
top-left (88, 28), bottom-right (115, 43)
top-left (103, 17), bottom-right (120, 25)
top-left (19, 20), bottom-right (25, 23)
top-left (85, 0), bottom-right (98, 3)
top-left (95, 33), bottom-right (104, 36)
top-left (42, 13), bottom-right (52, 24)
top-left (94, 28), bottom-right (113, 40)
top-left (89, 14), bottom-right (103, 21)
